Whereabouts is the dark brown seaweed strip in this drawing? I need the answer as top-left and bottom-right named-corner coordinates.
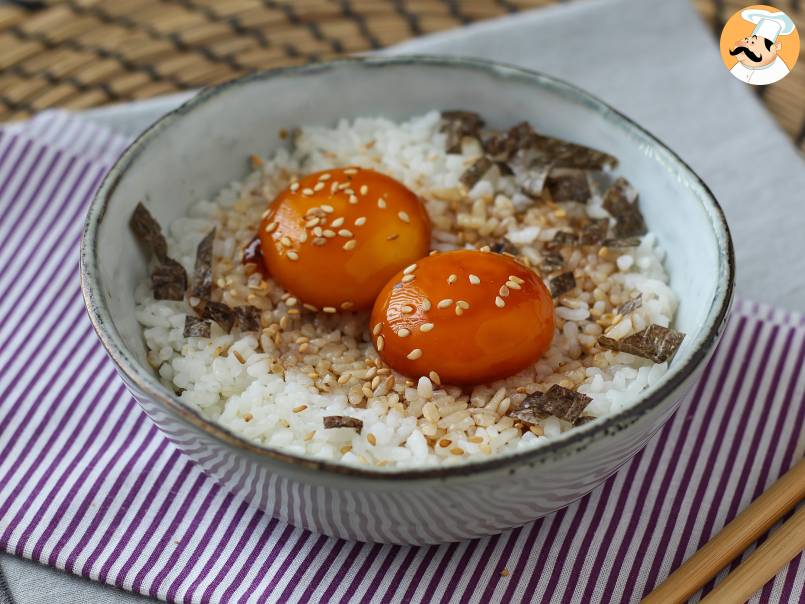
top-left (549, 271), bottom-right (576, 298)
top-left (151, 258), bottom-right (187, 301)
top-left (603, 237), bottom-right (641, 248)
top-left (441, 110), bottom-right (484, 153)
top-left (617, 294), bottom-right (643, 316)
top-left (183, 315), bottom-right (211, 338)
top-left (530, 134), bottom-right (618, 170)
top-left (603, 177), bottom-right (647, 238)
top-left (540, 251), bottom-right (565, 274)
top-left (518, 163), bottom-right (551, 198)
top-left (546, 230), bottom-right (579, 250)
top-left (202, 301), bottom-right (236, 333)
top-left (513, 385), bottom-right (592, 423)
top-left (580, 218), bottom-right (609, 245)
top-left (191, 228), bottom-right (215, 304)
top-left (131, 202), bottom-right (168, 260)
top-left (460, 156), bottom-right (493, 189)
top-left (323, 416), bottom-right (363, 430)
top-left (234, 305), bottom-right (261, 332)
top-left (490, 240), bottom-right (520, 256)
top-left (546, 172), bottom-right (591, 203)
top-left (573, 415), bottom-right (596, 427)
top-left (598, 324), bottom-right (686, 363)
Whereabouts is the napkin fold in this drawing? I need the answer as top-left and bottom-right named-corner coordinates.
top-left (0, 109), bottom-right (802, 604)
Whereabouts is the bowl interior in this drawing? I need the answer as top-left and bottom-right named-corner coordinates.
top-left (83, 57), bottom-right (732, 462)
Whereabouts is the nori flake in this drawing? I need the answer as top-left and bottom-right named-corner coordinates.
top-left (460, 156), bottom-right (493, 189)
top-left (603, 237), bottom-right (641, 248)
top-left (603, 177), bottom-right (647, 238)
top-left (234, 305), bottom-right (261, 332)
top-left (546, 172), bottom-right (591, 203)
top-left (151, 257), bottom-right (187, 301)
top-left (549, 271), bottom-right (576, 298)
top-left (573, 415), bottom-right (596, 427)
top-left (202, 301), bottom-right (236, 333)
top-left (518, 163), bottom-right (551, 198)
top-left (530, 133), bottom-right (618, 170)
top-left (598, 324), bottom-right (686, 364)
top-left (191, 228), bottom-right (215, 304)
top-left (617, 294), bottom-right (643, 316)
top-left (323, 416), bottom-right (363, 430)
top-left (131, 202), bottom-right (168, 260)
top-left (540, 251), bottom-right (565, 274)
top-left (546, 230), bottom-right (579, 250)
top-left (512, 384), bottom-right (592, 423)
top-left (441, 110), bottom-right (485, 153)
top-left (183, 315), bottom-right (211, 338)
top-left (580, 218), bottom-right (609, 245)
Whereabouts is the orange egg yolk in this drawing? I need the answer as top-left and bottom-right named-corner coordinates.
top-left (259, 167), bottom-right (431, 311)
top-left (370, 250), bottom-right (555, 385)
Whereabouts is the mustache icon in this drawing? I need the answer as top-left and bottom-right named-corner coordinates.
top-left (730, 45), bottom-right (763, 62)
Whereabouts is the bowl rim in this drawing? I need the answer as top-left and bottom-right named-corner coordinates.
top-left (80, 54), bottom-right (735, 481)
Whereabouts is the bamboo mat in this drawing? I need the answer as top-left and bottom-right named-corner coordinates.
top-left (0, 0), bottom-right (802, 150)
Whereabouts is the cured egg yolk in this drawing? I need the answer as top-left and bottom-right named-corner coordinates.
top-left (370, 250), bottom-right (555, 385)
top-left (259, 167), bottom-right (430, 311)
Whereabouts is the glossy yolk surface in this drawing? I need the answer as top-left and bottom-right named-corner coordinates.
top-left (370, 250), bottom-right (555, 385)
top-left (259, 167), bottom-right (431, 311)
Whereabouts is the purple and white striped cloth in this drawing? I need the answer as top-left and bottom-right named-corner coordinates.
top-left (0, 111), bottom-right (803, 603)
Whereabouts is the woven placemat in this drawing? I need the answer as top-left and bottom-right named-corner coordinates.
top-left (0, 0), bottom-right (802, 150)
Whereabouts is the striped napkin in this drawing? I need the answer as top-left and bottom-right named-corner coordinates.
top-left (0, 111), bottom-right (802, 604)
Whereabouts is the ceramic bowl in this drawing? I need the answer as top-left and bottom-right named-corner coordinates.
top-left (80, 56), bottom-right (734, 545)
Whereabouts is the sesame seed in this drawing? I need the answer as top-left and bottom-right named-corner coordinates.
top-left (506, 280), bottom-right (522, 289)
top-left (373, 322), bottom-right (383, 336)
top-left (318, 173), bottom-right (331, 181)
top-left (290, 182), bottom-right (300, 192)
top-left (457, 300), bottom-right (470, 309)
top-left (349, 195), bottom-right (358, 205)
top-left (340, 301), bottom-right (354, 310)
top-left (429, 370), bottom-right (441, 385)
top-left (378, 199), bottom-right (387, 209)
top-left (281, 236), bottom-right (292, 247)
top-left (455, 306), bottom-right (463, 316)
top-left (437, 298), bottom-right (453, 309)
top-left (312, 226), bottom-right (323, 236)
top-left (447, 273), bottom-right (457, 284)
top-left (305, 218), bottom-right (319, 228)
top-left (322, 306), bottom-right (337, 313)
top-left (338, 182), bottom-right (350, 190)
top-left (303, 303), bottom-right (318, 312)
top-left (331, 217), bottom-right (345, 227)
top-left (495, 296), bottom-right (506, 308)
top-left (480, 245), bottom-right (491, 252)
top-left (420, 323), bottom-right (434, 332)
top-left (313, 182), bottom-right (325, 192)
top-left (397, 328), bottom-right (411, 337)
top-left (360, 185), bottom-right (368, 195)
top-left (292, 404), bottom-right (307, 413)
top-left (421, 298), bottom-right (432, 311)
top-left (261, 209), bottom-right (271, 219)
top-left (286, 297), bottom-right (298, 306)
top-left (345, 188), bottom-right (355, 195)
top-left (509, 275), bottom-right (525, 284)
top-left (403, 263), bottom-right (417, 274)
top-left (367, 434), bottom-right (377, 446)
top-left (287, 251), bottom-right (299, 261)
top-left (401, 305), bottom-right (414, 314)
top-left (313, 237), bottom-right (326, 246)
top-left (343, 239), bottom-right (357, 251)
top-left (323, 229), bottom-right (336, 238)
top-left (499, 285), bottom-right (510, 297)
top-left (264, 221), bottom-right (278, 233)
top-left (401, 274), bottom-right (415, 283)
top-left (344, 168), bottom-right (358, 175)
top-left (330, 181), bottom-right (339, 194)
top-left (320, 204), bottom-right (334, 213)
top-left (398, 211), bottom-right (410, 223)
top-left (338, 229), bottom-right (354, 238)
top-left (387, 233), bottom-right (399, 241)
top-left (450, 447), bottom-right (465, 456)
top-left (302, 188), bottom-right (314, 196)
top-left (376, 335), bottom-right (385, 351)
top-left (469, 274), bottom-right (480, 285)
top-left (407, 348), bottom-right (423, 360)
top-left (354, 216), bottom-right (367, 226)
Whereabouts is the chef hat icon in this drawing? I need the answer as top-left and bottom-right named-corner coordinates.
top-left (741, 8), bottom-right (796, 42)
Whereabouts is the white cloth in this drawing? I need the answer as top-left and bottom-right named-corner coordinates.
top-left (730, 56), bottom-right (790, 85)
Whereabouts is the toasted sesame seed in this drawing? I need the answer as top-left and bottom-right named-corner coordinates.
top-left (358, 184), bottom-right (367, 195)
top-left (469, 274), bottom-right (481, 285)
top-left (281, 236), bottom-right (292, 247)
top-left (303, 303), bottom-right (318, 312)
top-left (320, 204), bottom-right (334, 213)
top-left (420, 323), bottom-right (434, 332)
top-left (331, 216), bottom-right (345, 227)
top-left (340, 301), bottom-right (354, 310)
top-left (343, 239), bottom-right (357, 251)
top-left (292, 404), bottom-right (307, 413)
top-left (338, 229), bottom-right (354, 238)
top-left (401, 274), bottom-right (415, 283)
top-left (450, 447), bottom-right (465, 456)
top-left (313, 182), bottom-right (325, 192)
top-left (354, 216), bottom-right (367, 226)
top-left (286, 297), bottom-right (298, 306)
top-left (421, 298), bottom-right (432, 311)
top-left (338, 182), bottom-right (350, 190)
top-left (322, 306), bottom-right (337, 313)
top-left (447, 273), bottom-right (457, 284)
top-left (506, 280), bottom-right (522, 289)
top-left (330, 181), bottom-right (339, 193)
top-left (367, 433), bottom-right (377, 446)
top-left (455, 306), bottom-right (464, 316)
top-left (261, 209), bottom-right (271, 219)
top-left (401, 305), bottom-right (414, 314)
top-left (345, 188), bottom-right (355, 195)
top-left (437, 298), bottom-right (453, 309)
top-left (298, 232), bottom-right (307, 243)
top-left (407, 348), bottom-right (423, 360)
top-left (397, 328), bottom-right (411, 337)
top-left (312, 226), bottom-right (323, 236)
top-left (377, 199), bottom-right (387, 209)
top-left (499, 285), bottom-right (510, 297)
top-left (495, 296), bottom-right (506, 308)
top-left (349, 195), bottom-right (358, 205)
top-left (457, 300), bottom-right (470, 309)
top-left (376, 335), bottom-right (385, 351)
top-left (287, 251), bottom-right (299, 261)
top-left (509, 275), bottom-right (525, 284)
top-left (403, 263), bottom-right (417, 274)
top-left (313, 237), bottom-right (326, 246)
top-left (398, 211), bottom-right (410, 223)
top-left (429, 370), bottom-right (441, 385)
top-left (480, 245), bottom-right (491, 252)
top-left (264, 222), bottom-right (278, 234)
top-left (373, 322), bottom-right (383, 336)
top-left (387, 233), bottom-right (399, 241)
top-left (323, 229), bottom-right (336, 238)
top-left (305, 218), bottom-right (319, 228)
top-left (290, 182), bottom-right (300, 192)
top-left (344, 168), bottom-right (358, 175)
top-left (318, 173), bottom-right (331, 181)
top-left (302, 188), bottom-right (314, 196)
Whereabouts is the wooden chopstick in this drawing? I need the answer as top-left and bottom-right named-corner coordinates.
top-left (642, 457), bottom-right (805, 604)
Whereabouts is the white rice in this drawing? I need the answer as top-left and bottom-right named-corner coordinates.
top-left (134, 111), bottom-right (677, 469)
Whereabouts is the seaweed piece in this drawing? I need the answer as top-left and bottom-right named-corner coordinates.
top-left (131, 202), bottom-right (168, 260)
top-left (491, 240), bottom-right (520, 255)
top-left (234, 305), bottom-right (261, 332)
top-left (603, 177), bottom-right (647, 238)
top-left (460, 156), bottom-right (493, 189)
top-left (549, 271), bottom-right (576, 298)
top-left (598, 324), bottom-right (686, 363)
top-left (602, 237), bottom-right (641, 248)
top-left (546, 171), bottom-right (591, 203)
top-left (441, 110), bottom-right (485, 153)
top-left (323, 416), bottom-right (363, 430)
top-left (191, 228), bottom-right (215, 304)
top-left (495, 161), bottom-right (514, 176)
top-left (617, 294), bottom-right (643, 316)
top-left (202, 301), bottom-right (236, 333)
top-left (518, 163), bottom-right (551, 198)
top-left (580, 218), bottom-right (609, 245)
top-left (573, 415), bottom-right (596, 427)
top-left (545, 230), bottom-right (579, 251)
top-left (540, 251), bottom-right (565, 274)
top-left (530, 134), bottom-right (618, 170)
top-left (513, 385), bottom-right (592, 423)
top-left (183, 315), bottom-right (211, 338)
top-left (151, 258), bottom-right (187, 301)
top-left (509, 406), bottom-right (544, 428)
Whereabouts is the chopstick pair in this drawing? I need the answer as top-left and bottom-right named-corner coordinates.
top-left (643, 457), bottom-right (805, 603)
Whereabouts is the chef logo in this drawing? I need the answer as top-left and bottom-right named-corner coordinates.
top-left (720, 5), bottom-right (799, 85)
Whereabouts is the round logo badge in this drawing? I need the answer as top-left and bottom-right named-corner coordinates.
top-left (720, 4), bottom-right (799, 85)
